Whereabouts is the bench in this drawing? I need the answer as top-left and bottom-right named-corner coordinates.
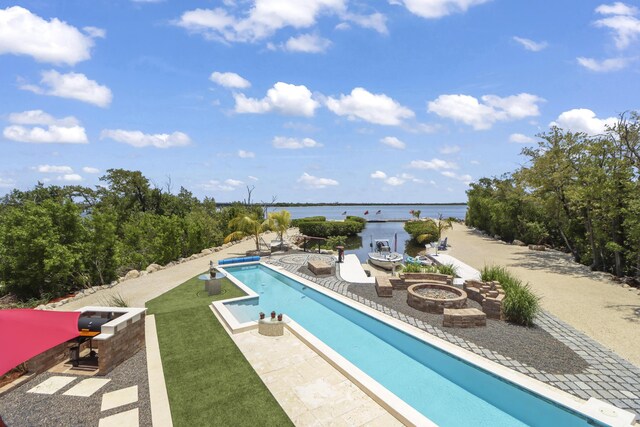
top-left (443, 308), bottom-right (486, 328)
top-left (308, 260), bottom-right (331, 275)
top-left (375, 276), bottom-right (393, 297)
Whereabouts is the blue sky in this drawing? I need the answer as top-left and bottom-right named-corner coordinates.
top-left (1, 1), bottom-right (639, 203)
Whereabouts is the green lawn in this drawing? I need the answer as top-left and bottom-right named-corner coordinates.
top-left (146, 274), bottom-right (293, 427)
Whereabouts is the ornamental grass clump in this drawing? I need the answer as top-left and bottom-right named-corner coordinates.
top-left (481, 265), bottom-right (540, 326)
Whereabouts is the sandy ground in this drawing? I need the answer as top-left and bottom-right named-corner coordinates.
top-left (443, 223), bottom-right (640, 366)
top-left (58, 231), bottom-right (279, 310)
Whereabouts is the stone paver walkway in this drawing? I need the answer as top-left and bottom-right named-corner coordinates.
top-left (266, 253), bottom-right (640, 415)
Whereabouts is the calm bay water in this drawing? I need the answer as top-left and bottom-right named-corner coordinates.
top-left (272, 204), bottom-right (467, 262)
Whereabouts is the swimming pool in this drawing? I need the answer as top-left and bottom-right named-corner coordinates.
top-left (216, 263), bottom-right (631, 426)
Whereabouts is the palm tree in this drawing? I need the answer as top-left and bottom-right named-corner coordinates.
top-left (268, 210), bottom-right (291, 248)
top-left (224, 213), bottom-right (270, 252)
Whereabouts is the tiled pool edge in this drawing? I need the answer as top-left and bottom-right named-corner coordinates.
top-left (214, 262), bottom-right (637, 427)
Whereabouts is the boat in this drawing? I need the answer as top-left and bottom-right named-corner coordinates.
top-left (404, 255), bottom-right (433, 266)
top-left (368, 239), bottom-right (403, 270)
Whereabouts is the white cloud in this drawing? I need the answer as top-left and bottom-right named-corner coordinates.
top-left (441, 171), bottom-right (472, 184)
top-left (8, 110), bottom-right (79, 126)
top-left (175, 1), bottom-right (347, 43)
top-left (513, 36), bottom-right (548, 52)
top-left (234, 82), bottom-right (319, 116)
top-left (100, 129), bottom-right (191, 148)
top-left (83, 26), bottom-right (106, 39)
top-left (470, 160), bottom-right (480, 165)
top-left (3, 110), bottom-right (87, 144)
top-left (341, 12), bottom-right (388, 34)
top-left (273, 136), bottom-right (322, 149)
top-left (427, 93), bottom-right (543, 130)
top-left (509, 133), bottom-right (534, 143)
top-left (326, 87), bottom-right (414, 126)
top-left (283, 33), bottom-right (332, 53)
top-left (0, 6), bottom-right (95, 65)
top-left (4, 125), bottom-right (88, 144)
top-left (238, 149), bottom-right (255, 158)
top-left (596, 2), bottom-right (638, 16)
top-left (225, 178), bottom-right (243, 187)
top-left (82, 166), bottom-right (100, 174)
top-left (380, 136), bottom-right (406, 149)
top-left (58, 173), bottom-right (82, 182)
top-left (34, 165), bottom-right (73, 174)
top-left (550, 108), bottom-right (617, 135)
top-left (385, 176), bottom-right (405, 186)
top-left (202, 179), bottom-right (243, 192)
top-left (248, 175), bottom-right (259, 181)
top-left (439, 145), bottom-right (460, 154)
top-left (21, 70), bottom-right (113, 107)
top-left (0, 177), bottom-right (15, 188)
top-left (595, 2), bottom-right (640, 49)
top-left (371, 170), bottom-right (421, 186)
top-left (577, 56), bottom-right (629, 72)
top-left (210, 71), bottom-right (251, 89)
top-left (297, 172), bottom-right (339, 189)
top-left (393, 0), bottom-right (490, 19)
top-left (408, 158), bottom-right (457, 170)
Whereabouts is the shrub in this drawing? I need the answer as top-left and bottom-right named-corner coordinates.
top-left (404, 220), bottom-right (439, 244)
top-left (481, 265), bottom-right (540, 326)
top-left (402, 263), bottom-right (423, 273)
top-left (324, 235), bottom-right (347, 249)
top-left (435, 263), bottom-right (458, 276)
top-left (345, 216), bottom-right (366, 224)
top-left (297, 220), bottom-right (364, 237)
top-left (291, 216), bottom-right (326, 227)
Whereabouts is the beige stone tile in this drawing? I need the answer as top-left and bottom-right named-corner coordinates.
top-left (291, 409), bottom-right (324, 427)
top-left (333, 404), bottom-right (388, 426)
top-left (101, 385), bottom-right (138, 411)
top-left (63, 378), bottom-right (111, 397)
top-left (361, 412), bottom-right (404, 427)
top-left (27, 376), bottom-right (76, 395)
top-left (98, 408), bottom-right (139, 427)
top-left (294, 377), bottom-right (342, 410)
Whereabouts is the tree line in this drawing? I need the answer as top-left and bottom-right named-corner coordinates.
top-left (466, 112), bottom-right (640, 278)
top-left (0, 169), bottom-right (263, 302)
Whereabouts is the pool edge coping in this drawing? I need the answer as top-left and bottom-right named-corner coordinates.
top-left (213, 262), bottom-right (638, 427)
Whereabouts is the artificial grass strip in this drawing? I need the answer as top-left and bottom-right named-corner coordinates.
top-left (146, 274), bottom-right (293, 427)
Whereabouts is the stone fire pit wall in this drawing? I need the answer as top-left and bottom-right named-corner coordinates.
top-left (407, 283), bottom-right (467, 314)
top-left (463, 280), bottom-right (505, 320)
top-left (77, 306), bottom-right (147, 375)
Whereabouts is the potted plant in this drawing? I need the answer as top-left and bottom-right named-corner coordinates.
top-left (259, 312), bottom-right (265, 320)
top-left (277, 313), bottom-right (283, 321)
top-left (270, 311), bottom-right (276, 320)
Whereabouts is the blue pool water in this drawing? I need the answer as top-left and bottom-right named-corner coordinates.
top-left (224, 264), bottom-right (600, 427)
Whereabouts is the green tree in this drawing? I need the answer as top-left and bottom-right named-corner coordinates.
top-left (224, 213), bottom-right (271, 251)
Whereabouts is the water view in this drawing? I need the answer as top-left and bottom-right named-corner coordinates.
top-left (273, 204), bottom-right (467, 262)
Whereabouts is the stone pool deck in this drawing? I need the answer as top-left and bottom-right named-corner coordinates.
top-left (266, 253), bottom-right (640, 416)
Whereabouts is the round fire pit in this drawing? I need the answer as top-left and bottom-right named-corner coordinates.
top-left (407, 283), bottom-right (467, 314)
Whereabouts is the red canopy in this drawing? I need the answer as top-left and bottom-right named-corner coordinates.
top-left (0, 309), bottom-right (80, 376)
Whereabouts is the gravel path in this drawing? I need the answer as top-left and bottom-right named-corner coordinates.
top-left (348, 284), bottom-right (588, 374)
top-left (0, 350), bottom-right (151, 427)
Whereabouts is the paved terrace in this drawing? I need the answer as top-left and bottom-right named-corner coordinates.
top-left (266, 253), bottom-right (640, 416)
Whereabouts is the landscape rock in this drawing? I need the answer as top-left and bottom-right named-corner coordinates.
top-left (109, 280), bottom-right (119, 287)
top-left (512, 240), bottom-right (526, 246)
top-left (494, 235), bottom-right (501, 240)
top-left (529, 245), bottom-right (546, 251)
top-left (201, 249), bottom-right (213, 255)
top-left (146, 263), bottom-right (162, 274)
top-left (124, 269), bottom-right (140, 281)
top-left (139, 271), bottom-right (148, 277)
top-left (35, 305), bottom-right (46, 310)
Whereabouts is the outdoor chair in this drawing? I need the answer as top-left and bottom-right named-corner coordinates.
top-left (437, 237), bottom-right (448, 251)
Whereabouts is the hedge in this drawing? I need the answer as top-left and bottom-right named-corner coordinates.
top-left (297, 220), bottom-right (365, 237)
top-left (291, 216), bottom-right (326, 227)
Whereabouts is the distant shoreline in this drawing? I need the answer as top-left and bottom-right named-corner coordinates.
top-left (217, 202), bottom-right (467, 207)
